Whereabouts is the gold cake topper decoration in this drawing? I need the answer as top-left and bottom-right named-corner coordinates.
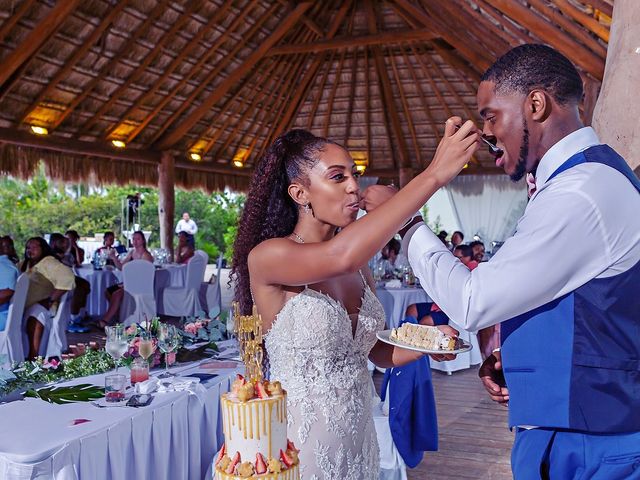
top-left (232, 302), bottom-right (264, 383)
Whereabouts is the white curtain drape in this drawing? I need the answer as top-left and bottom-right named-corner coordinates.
top-left (445, 175), bottom-right (528, 245)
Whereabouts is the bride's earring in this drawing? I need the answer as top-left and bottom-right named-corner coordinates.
top-left (303, 203), bottom-right (311, 215)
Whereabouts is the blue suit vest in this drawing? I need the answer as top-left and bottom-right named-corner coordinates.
top-left (501, 144), bottom-right (640, 433)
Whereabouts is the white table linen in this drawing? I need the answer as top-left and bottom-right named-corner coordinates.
top-left (375, 286), bottom-right (431, 329)
top-left (74, 266), bottom-right (121, 317)
top-left (0, 362), bottom-right (238, 480)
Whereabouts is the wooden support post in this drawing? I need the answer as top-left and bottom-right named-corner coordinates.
top-left (158, 152), bottom-right (175, 256)
top-left (592, 0), bottom-right (640, 172)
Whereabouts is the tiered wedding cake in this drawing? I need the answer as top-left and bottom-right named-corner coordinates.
top-left (214, 305), bottom-right (300, 479)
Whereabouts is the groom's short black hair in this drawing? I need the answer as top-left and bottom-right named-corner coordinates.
top-left (481, 44), bottom-right (583, 106)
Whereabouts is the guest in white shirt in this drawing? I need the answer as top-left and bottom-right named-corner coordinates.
top-left (175, 212), bottom-right (198, 235)
top-left (361, 44), bottom-right (640, 479)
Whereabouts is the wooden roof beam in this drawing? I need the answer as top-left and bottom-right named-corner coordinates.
top-left (391, 0), bottom-right (493, 71)
top-left (51, 0), bottom-right (170, 130)
top-left (276, 0), bottom-right (324, 37)
top-left (19, 1), bottom-right (130, 126)
top-left (554, 0), bottom-right (610, 42)
top-left (122, 0), bottom-right (237, 144)
top-left (344, 50), bottom-right (359, 145)
top-left (268, 29), bottom-right (437, 55)
top-left (0, 127), bottom-right (159, 164)
top-left (480, 0), bottom-right (604, 80)
top-left (523, 0), bottom-right (606, 59)
top-left (472, 0), bottom-right (537, 45)
top-left (259, 0), bottom-right (353, 139)
top-left (365, 0), bottom-right (411, 183)
top-left (81, 1), bottom-right (205, 133)
top-left (247, 51), bottom-right (316, 166)
top-left (0, 0), bottom-right (37, 45)
top-left (147, 0), bottom-right (276, 146)
top-left (323, 48), bottom-right (349, 138)
top-left (156, 2), bottom-right (313, 151)
top-left (388, 47), bottom-right (421, 166)
top-left (578, 0), bottom-right (613, 18)
top-left (0, 0), bottom-right (82, 90)
top-left (198, 58), bottom-right (282, 156)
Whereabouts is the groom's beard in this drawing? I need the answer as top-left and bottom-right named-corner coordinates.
top-left (510, 115), bottom-right (529, 182)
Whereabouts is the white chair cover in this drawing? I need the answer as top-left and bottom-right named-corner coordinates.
top-left (0, 273), bottom-right (29, 363)
top-left (199, 253), bottom-right (222, 317)
top-left (44, 292), bottom-right (71, 359)
top-left (162, 254), bottom-right (206, 317)
top-left (120, 260), bottom-right (156, 327)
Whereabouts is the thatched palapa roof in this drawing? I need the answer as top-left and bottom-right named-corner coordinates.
top-left (0, 0), bottom-right (613, 190)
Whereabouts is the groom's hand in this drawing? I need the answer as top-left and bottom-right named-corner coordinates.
top-left (429, 325), bottom-right (458, 362)
top-left (359, 185), bottom-right (397, 212)
top-left (479, 351), bottom-right (510, 406)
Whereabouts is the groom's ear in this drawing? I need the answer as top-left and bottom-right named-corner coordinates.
top-left (287, 182), bottom-right (308, 207)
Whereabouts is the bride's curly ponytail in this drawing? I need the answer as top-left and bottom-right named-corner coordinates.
top-left (231, 129), bottom-right (337, 314)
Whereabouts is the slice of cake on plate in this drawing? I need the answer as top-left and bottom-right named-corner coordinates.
top-left (390, 323), bottom-right (458, 351)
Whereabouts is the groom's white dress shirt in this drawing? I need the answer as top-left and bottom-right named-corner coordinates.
top-left (402, 127), bottom-right (640, 332)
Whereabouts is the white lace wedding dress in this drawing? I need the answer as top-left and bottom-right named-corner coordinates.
top-left (265, 274), bottom-right (386, 480)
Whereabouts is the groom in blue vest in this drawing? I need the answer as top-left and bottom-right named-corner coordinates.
top-left (364, 44), bottom-right (640, 479)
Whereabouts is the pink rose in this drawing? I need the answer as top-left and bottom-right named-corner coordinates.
top-left (184, 323), bottom-right (198, 334)
top-left (126, 325), bottom-right (138, 336)
top-left (194, 321), bottom-right (204, 330)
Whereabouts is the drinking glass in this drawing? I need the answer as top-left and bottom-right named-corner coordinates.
top-left (105, 373), bottom-right (127, 402)
top-left (157, 324), bottom-right (178, 378)
top-left (138, 331), bottom-right (155, 361)
top-left (105, 325), bottom-right (128, 374)
top-left (130, 357), bottom-right (149, 385)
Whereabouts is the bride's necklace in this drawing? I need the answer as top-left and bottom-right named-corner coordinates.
top-left (289, 232), bottom-right (305, 244)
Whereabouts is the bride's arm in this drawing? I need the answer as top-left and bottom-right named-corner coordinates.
top-left (250, 118), bottom-right (479, 287)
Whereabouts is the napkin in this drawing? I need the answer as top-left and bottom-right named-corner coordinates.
top-left (385, 279), bottom-right (402, 288)
top-left (135, 377), bottom-right (159, 394)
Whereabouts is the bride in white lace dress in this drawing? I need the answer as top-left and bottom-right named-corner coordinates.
top-left (231, 125), bottom-right (478, 479)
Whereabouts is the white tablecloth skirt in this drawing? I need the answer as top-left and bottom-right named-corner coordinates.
top-left (0, 368), bottom-right (234, 480)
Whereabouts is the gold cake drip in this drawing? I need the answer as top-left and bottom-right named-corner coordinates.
top-left (233, 302), bottom-right (264, 384)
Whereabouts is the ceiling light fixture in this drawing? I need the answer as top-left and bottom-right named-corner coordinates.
top-left (111, 139), bottom-right (126, 149)
top-left (189, 152), bottom-right (202, 161)
top-left (30, 125), bottom-right (48, 135)
top-left (232, 160), bottom-right (244, 168)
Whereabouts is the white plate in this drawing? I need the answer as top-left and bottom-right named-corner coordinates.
top-left (376, 330), bottom-right (473, 355)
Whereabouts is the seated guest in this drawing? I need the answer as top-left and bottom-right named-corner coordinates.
top-left (469, 240), bottom-right (486, 263)
top-left (437, 230), bottom-right (451, 250)
top-left (49, 233), bottom-right (76, 267)
top-left (64, 230), bottom-right (84, 266)
top-left (175, 231), bottom-right (195, 264)
top-left (94, 231), bottom-right (126, 266)
top-left (407, 245), bottom-right (479, 326)
top-left (20, 237), bottom-right (75, 359)
top-left (453, 244), bottom-right (479, 270)
top-left (451, 231), bottom-right (464, 249)
top-left (0, 236), bottom-right (20, 264)
top-left (378, 238), bottom-right (409, 278)
top-left (0, 239), bottom-right (19, 332)
top-left (100, 231), bottom-right (153, 328)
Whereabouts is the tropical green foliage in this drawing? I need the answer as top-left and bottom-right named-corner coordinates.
top-left (0, 166), bottom-right (244, 262)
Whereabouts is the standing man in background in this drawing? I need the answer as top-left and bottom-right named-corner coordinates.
top-left (175, 212), bottom-right (198, 235)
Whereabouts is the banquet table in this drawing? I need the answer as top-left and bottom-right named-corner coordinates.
top-left (0, 354), bottom-right (240, 480)
top-left (375, 286), bottom-right (432, 329)
top-left (74, 266), bottom-right (121, 317)
top-left (74, 264), bottom-right (188, 317)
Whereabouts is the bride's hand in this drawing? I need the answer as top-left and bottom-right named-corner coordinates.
top-left (426, 117), bottom-right (480, 188)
